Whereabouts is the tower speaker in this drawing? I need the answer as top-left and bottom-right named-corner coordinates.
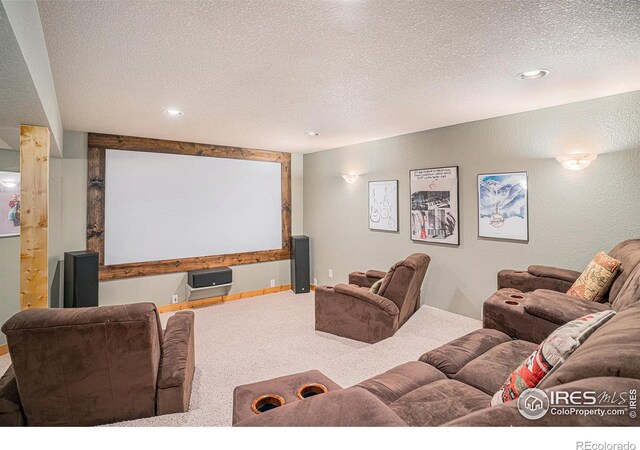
top-left (290, 235), bottom-right (310, 294)
top-left (64, 251), bottom-right (99, 308)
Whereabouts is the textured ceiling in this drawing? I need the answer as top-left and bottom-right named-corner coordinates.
top-left (38, 0), bottom-right (640, 153)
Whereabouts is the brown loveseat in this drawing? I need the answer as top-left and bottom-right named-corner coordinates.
top-left (483, 239), bottom-right (640, 343)
top-left (315, 253), bottom-right (431, 343)
top-left (0, 303), bottom-right (195, 426)
top-left (235, 299), bottom-right (640, 427)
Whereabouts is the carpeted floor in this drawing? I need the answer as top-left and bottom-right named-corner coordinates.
top-left (0, 290), bottom-right (481, 426)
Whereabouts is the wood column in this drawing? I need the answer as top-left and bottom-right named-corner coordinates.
top-left (19, 125), bottom-right (50, 310)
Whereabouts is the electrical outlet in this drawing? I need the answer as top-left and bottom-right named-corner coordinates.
top-left (329, 269), bottom-right (333, 278)
top-left (314, 277), bottom-right (318, 286)
top-left (171, 294), bottom-right (179, 304)
top-left (270, 279), bottom-right (276, 288)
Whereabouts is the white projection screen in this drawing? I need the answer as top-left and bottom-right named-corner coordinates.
top-left (104, 149), bottom-right (283, 266)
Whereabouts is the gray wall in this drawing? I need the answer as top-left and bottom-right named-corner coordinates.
top-left (0, 149), bottom-right (20, 344)
top-left (58, 131), bottom-right (304, 307)
top-left (303, 91), bottom-right (640, 320)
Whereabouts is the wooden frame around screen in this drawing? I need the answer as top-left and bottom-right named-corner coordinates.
top-left (87, 133), bottom-right (292, 281)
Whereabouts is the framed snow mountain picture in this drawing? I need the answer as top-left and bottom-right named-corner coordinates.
top-left (477, 171), bottom-right (528, 242)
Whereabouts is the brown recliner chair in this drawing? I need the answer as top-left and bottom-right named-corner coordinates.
top-left (483, 238), bottom-right (640, 343)
top-left (315, 253), bottom-right (431, 344)
top-left (0, 303), bottom-right (195, 426)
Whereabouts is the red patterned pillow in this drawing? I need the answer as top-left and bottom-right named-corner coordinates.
top-left (491, 310), bottom-right (616, 406)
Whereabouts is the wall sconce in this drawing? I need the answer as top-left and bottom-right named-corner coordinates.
top-left (556, 154), bottom-right (597, 171)
top-left (342, 173), bottom-right (359, 184)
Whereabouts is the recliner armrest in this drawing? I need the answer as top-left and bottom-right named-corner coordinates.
top-left (527, 265), bottom-right (581, 283)
top-left (523, 290), bottom-right (612, 325)
top-left (333, 284), bottom-right (399, 316)
top-left (348, 270), bottom-right (386, 288)
top-left (235, 387), bottom-right (407, 427)
top-left (497, 268), bottom-right (575, 293)
top-left (157, 311), bottom-right (195, 415)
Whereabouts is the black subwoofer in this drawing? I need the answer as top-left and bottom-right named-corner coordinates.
top-left (291, 235), bottom-right (310, 294)
top-left (64, 251), bottom-right (99, 308)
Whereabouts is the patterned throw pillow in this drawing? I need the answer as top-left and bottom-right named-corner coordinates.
top-left (491, 310), bottom-right (616, 406)
top-left (369, 279), bottom-right (383, 294)
top-left (567, 252), bottom-right (621, 302)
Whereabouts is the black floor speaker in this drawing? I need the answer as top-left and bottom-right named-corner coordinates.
top-left (291, 235), bottom-right (310, 294)
top-left (64, 251), bottom-right (99, 308)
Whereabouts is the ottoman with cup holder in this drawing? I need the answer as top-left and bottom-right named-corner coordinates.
top-left (232, 370), bottom-right (342, 425)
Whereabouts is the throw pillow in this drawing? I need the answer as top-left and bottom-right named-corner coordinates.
top-left (369, 279), bottom-right (383, 294)
top-left (567, 251), bottom-right (621, 302)
top-left (491, 309), bottom-right (616, 406)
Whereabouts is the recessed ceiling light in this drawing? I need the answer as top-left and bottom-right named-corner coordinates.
top-left (306, 132), bottom-right (319, 136)
top-left (516, 69), bottom-right (549, 80)
top-left (163, 109), bottom-right (184, 116)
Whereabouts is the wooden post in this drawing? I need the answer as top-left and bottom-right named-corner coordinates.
top-left (20, 125), bottom-right (49, 310)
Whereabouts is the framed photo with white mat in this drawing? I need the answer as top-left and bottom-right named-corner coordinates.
top-left (368, 180), bottom-right (398, 232)
top-left (477, 171), bottom-right (528, 242)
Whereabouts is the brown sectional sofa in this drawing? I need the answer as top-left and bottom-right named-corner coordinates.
top-left (235, 299), bottom-right (640, 426)
top-left (484, 239), bottom-right (640, 343)
top-left (0, 303), bottom-right (195, 426)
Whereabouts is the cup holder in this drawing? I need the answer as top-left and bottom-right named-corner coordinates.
top-left (251, 394), bottom-right (285, 414)
top-left (297, 383), bottom-right (328, 399)
top-left (505, 300), bottom-right (520, 305)
top-left (509, 294), bottom-right (525, 300)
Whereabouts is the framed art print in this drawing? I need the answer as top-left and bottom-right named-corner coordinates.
top-left (410, 166), bottom-right (459, 245)
top-left (477, 171), bottom-right (528, 241)
top-left (369, 180), bottom-right (398, 232)
top-left (0, 171), bottom-right (21, 238)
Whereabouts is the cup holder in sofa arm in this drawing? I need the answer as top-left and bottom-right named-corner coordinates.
top-left (505, 300), bottom-right (520, 305)
top-left (251, 394), bottom-right (285, 414)
top-left (296, 383), bottom-right (328, 399)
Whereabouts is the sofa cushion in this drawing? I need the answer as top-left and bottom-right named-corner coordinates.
top-left (610, 262), bottom-right (640, 311)
top-left (355, 361), bottom-right (446, 405)
top-left (453, 340), bottom-right (537, 396)
top-left (419, 329), bottom-right (512, 378)
top-left (567, 252), bottom-right (621, 302)
top-left (539, 301), bottom-right (640, 389)
top-left (523, 290), bottom-right (612, 325)
top-left (446, 377), bottom-right (640, 427)
top-left (492, 310), bottom-right (616, 405)
top-left (388, 379), bottom-right (490, 426)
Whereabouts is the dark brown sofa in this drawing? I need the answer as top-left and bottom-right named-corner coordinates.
top-left (0, 303), bottom-right (195, 426)
top-left (315, 253), bottom-right (431, 343)
top-left (483, 239), bottom-right (640, 343)
top-left (235, 299), bottom-right (640, 426)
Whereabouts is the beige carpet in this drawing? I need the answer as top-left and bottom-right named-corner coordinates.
top-left (0, 290), bottom-right (481, 426)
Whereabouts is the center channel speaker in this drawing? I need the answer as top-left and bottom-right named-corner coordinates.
top-left (64, 251), bottom-right (99, 308)
top-left (291, 235), bottom-right (310, 294)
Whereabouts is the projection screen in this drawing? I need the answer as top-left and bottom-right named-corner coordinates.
top-left (104, 149), bottom-right (282, 266)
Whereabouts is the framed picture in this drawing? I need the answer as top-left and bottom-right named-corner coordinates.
top-left (368, 180), bottom-right (398, 232)
top-left (477, 171), bottom-right (528, 242)
top-left (0, 171), bottom-right (21, 238)
top-left (410, 166), bottom-right (459, 245)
